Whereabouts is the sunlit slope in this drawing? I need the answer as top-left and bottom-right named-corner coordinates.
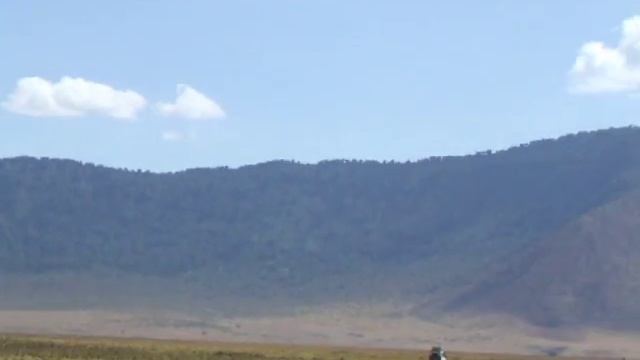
top-left (454, 189), bottom-right (640, 328)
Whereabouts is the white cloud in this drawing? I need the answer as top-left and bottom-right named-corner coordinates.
top-left (161, 130), bottom-right (191, 142)
top-left (157, 84), bottom-right (225, 120)
top-left (1, 76), bottom-right (147, 119)
top-left (569, 16), bottom-right (640, 94)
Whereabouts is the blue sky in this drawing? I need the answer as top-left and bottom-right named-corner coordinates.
top-left (2, 1), bottom-right (640, 171)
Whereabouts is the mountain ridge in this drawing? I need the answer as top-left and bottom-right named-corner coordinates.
top-left (1, 126), bottom-right (640, 330)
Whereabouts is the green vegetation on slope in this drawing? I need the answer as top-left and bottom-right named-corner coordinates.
top-left (2, 127), bottom-right (640, 327)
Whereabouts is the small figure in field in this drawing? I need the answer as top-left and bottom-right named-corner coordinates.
top-left (429, 346), bottom-right (447, 360)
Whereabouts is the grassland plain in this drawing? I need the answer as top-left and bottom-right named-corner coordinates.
top-left (3, 308), bottom-right (640, 358)
top-left (0, 335), bottom-right (601, 360)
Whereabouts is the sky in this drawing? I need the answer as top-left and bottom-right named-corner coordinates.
top-left (1, 1), bottom-right (640, 171)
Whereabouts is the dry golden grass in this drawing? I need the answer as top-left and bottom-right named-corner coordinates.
top-left (0, 334), bottom-right (590, 360)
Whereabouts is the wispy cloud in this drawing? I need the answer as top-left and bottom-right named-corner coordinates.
top-left (2, 76), bottom-right (147, 119)
top-left (161, 130), bottom-right (193, 142)
top-left (569, 15), bottom-right (640, 94)
top-left (157, 84), bottom-right (225, 120)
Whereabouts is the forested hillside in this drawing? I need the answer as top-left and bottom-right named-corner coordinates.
top-left (2, 127), bottom-right (640, 328)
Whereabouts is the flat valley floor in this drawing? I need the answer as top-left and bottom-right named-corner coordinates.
top-left (0, 334), bottom-right (623, 360)
top-left (1, 304), bottom-right (639, 358)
